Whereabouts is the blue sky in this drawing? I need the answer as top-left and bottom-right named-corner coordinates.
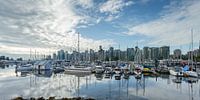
top-left (0, 0), bottom-right (200, 58)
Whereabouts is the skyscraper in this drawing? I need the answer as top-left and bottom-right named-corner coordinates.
top-left (57, 49), bottom-right (65, 60)
top-left (127, 48), bottom-right (134, 61)
top-left (143, 47), bottom-right (149, 60)
top-left (109, 47), bottom-right (114, 61)
top-left (53, 53), bottom-right (57, 60)
top-left (159, 46), bottom-right (170, 59)
top-left (98, 45), bottom-right (105, 61)
top-left (150, 47), bottom-right (159, 60)
top-left (89, 49), bottom-right (95, 62)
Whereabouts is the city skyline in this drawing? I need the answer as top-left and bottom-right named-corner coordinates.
top-left (0, 0), bottom-right (200, 59)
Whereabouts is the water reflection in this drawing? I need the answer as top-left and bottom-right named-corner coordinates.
top-left (0, 65), bottom-right (200, 100)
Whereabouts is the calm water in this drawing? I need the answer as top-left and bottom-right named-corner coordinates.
top-left (0, 65), bottom-right (200, 100)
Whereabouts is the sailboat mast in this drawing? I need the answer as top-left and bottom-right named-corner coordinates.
top-left (191, 29), bottom-right (193, 68)
top-left (77, 32), bottom-right (80, 62)
top-left (78, 32), bottom-right (80, 54)
top-left (30, 48), bottom-right (31, 60)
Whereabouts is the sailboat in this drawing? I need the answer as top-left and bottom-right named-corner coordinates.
top-left (65, 32), bottom-right (92, 76)
top-left (183, 29), bottom-right (198, 78)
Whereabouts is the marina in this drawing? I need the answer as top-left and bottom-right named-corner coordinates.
top-left (0, 0), bottom-right (200, 100)
top-left (0, 63), bottom-right (200, 100)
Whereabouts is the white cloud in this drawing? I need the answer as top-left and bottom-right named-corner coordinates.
top-left (99, 0), bottom-right (134, 21)
top-left (100, 0), bottom-right (134, 14)
top-left (0, 0), bottom-right (114, 56)
top-left (76, 0), bottom-right (94, 9)
top-left (124, 0), bottom-right (200, 46)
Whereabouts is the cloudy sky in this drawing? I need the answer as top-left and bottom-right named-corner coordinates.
top-left (0, 0), bottom-right (200, 58)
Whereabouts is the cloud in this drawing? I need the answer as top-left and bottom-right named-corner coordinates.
top-left (0, 0), bottom-right (114, 56)
top-left (100, 0), bottom-right (134, 14)
top-left (99, 0), bottom-right (134, 21)
top-left (124, 0), bottom-right (200, 46)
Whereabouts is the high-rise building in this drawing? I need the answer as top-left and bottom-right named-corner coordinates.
top-left (98, 45), bottom-right (105, 61)
top-left (109, 47), bottom-right (114, 61)
top-left (150, 47), bottom-right (159, 60)
top-left (53, 53), bottom-right (56, 60)
top-left (83, 50), bottom-right (90, 61)
top-left (127, 48), bottom-right (134, 61)
top-left (57, 49), bottom-right (65, 60)
top-left (173, 49), bottom-right (181, 59)
top-left (65, 51), bottom-right (69, 61)
top-left (143, 47), bottom-right (149, 60)
top-left (120, 51), bottom-right (127, 61)
top-left (114, 49), bottom-right (120, 61)
top-left (105, 50), bottom-right (110, 61)
top-left (159, 46), bottom-right (170, 59)
top-left (89, 49), bottom-right (95, 62)
top-left (134, 46), bottom-right (143, 63)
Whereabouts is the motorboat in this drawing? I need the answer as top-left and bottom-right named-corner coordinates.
top-left (134, 65), bottom-right (142, 75)
top-left (114, 67), bottom-right (122, 74)
top-left (123, 65), bottom-right (130, 75)
top-left (95, 65), bottom-right (105, 74)
top-left (169, 67), bottom-right (184, 77)
top-left (156, 65), bottom-right (169, 74)
top-left (34, 60), bottom-right (52, 70)
top-left (65, 64), bottom-right (92, 75)
top-left (183, 71), bottom-right (198, 78)
top-left (105, 66), bottom-right (114, 74)
top-left (53, 67), bottom-right (65, 73)
top-left (16, 64), bottom-right (33, 72)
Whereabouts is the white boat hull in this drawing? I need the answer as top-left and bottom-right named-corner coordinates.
top-left (169, 70), bottom-right (183, 77)
top-left (184, 71), bottom-right (198, 77)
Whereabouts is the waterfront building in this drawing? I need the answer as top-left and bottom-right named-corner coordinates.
top-left (57, 49), bottom-right (65, 60)
top-left (159, 46), bottom-right (170, 59)
top-left (89, 49), bottom-right (95, 62)
top-left (127, 48), bottom-right (134, 61)
top-left (109, 47), bottom-right (114, 61)
top-left (120, 51), bottom-right (127, 61)
top-left (150, 47), bottom-right (159, 60)
top-left (114, 49), bottom-right (120, 61)
top-left (98, 45), bottom-right (105, 61)
top-left (173, 49), bottom-right (182, 59)
top-left (134, 46), bottom-right (143, 63)
top-left (65, 51), bottom-right (69, 61)
top-left (84, 50), bottom-right (90, 61)
top-left (53, 53), bottom-right (57, 60)
top-left (143, 47), bottom-right (150, 61)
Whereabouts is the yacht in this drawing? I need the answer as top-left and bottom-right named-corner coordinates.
top-left (169, 67), bottom-right (183, 77)
top-left (16, 64), bottom-right (33, 72)
top-left (65, 64), bottom-right (92, 74)
top-left (94, 65), bottom-right (105, 74)
top-left (114, 67), bottom-right (122, 74)
top-left (184, 71), bottom-right (198, 77)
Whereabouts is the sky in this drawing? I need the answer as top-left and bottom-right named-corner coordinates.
top-left (0, 0), bottom-right (200, 58)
